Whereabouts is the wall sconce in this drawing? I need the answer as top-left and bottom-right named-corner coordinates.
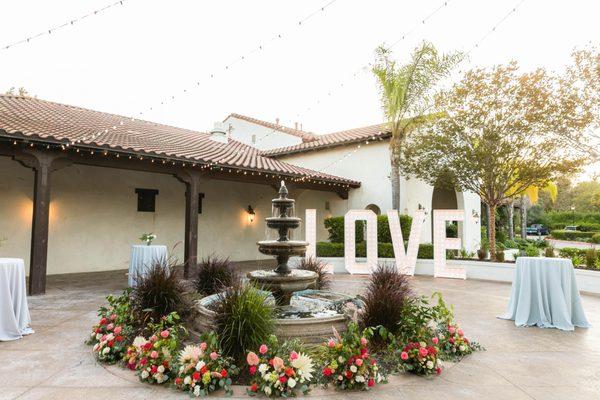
top-left (472, 210), bottom-right (480, 223)
top-left (247, 205), bottom-right (256, 223)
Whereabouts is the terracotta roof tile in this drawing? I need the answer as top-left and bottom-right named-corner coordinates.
top-left (225, 113), bottom-right (316, 141)
top-left (261, 123), bottom-right (391, 157)
top-left (0, 95), bottom-right (359, 187)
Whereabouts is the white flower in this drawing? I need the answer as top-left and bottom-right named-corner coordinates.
top-left (184, 375), bottom-right (192, 385)
top-left (291, 353), bottom-right (314, 381)
top-left (355, 375), bottom-right (365, 383)
top-left (195, 361), bottom-right (205, 371)
top-left (264, 386), bottom-right (272, 396)
top-left (157, 365), bottom-right (165, 373)
top-left (337, 375), bottom-right (343, 381)
top-left (93, 344), bottom-right (99, 352)
top-left (141, 370), bottom-right (149, 379)
top-left (459, 345), bottom-right (467, 352)
top-left (102, 347), bottom-right (110, 355)
top-left (338, 356), bottom-right (344, 363)
top-left (426, 361), bottom-right (434, 369)
top-left (180, 345), bottom-right (202, 364)
top-left (258, 363), bottom-right (269, 374)
top-left (350, 365), bottom-right (357, 373)
top-left (288, 378), bottom-right (297, 388)
top-left (132, 336), bottom-right (148, 349)
top-left (105, 333), bottom-right (114, 341)
top-left (194, 385), bottom-right (201, 396)
top-left (95, 333), bottom-right (102, 340)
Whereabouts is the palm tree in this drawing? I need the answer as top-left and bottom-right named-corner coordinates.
top-left (506, 183), bottom-right (558, 240)
top-left (372, 42), bottom-right (463, 210)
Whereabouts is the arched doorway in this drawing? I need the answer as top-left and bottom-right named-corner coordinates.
top-left (365, 204), bottom-right (381, 215)
top-left (431, 183), bottom-right (458, 238)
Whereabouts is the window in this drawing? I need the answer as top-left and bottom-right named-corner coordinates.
top-left (135, 188), bottom-right (159, 212)
top-left (198, 193), bottom-right (205, 214)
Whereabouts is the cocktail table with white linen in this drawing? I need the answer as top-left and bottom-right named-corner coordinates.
top-left (0, 258), bottom-right (34, 341)
top-left (499, 256), bottom-right (590, 331)
top-left (128, 245), bottom-right (168, 287)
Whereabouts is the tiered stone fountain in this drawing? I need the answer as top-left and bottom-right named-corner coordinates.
top-left (194, 181), bottom-right (363, 343)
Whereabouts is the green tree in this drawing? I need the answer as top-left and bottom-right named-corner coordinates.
top-left (401, 62), bottom-right (591, 259)
top-left (4, 87), bottom-right (33, 97)
top-left (372, 42), bottom-right (463, 210)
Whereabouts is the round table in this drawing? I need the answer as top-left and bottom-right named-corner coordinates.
top-left (0, 258), bottom-right (34, 341)
top-left (128, 245), bottom-right (168, 287)
top-left (499, 257), bottom-right (590, 331)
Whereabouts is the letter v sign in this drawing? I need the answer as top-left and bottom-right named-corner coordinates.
top-left (388, 210), bottom-right (426, 276)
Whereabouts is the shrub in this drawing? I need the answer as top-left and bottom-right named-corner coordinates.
top-left (592, 233), bottom-right (600, 244)
top-left (503, 240), bottom-right (518, 249)
top-left (395, 293), bottom-right (454, 345)
top-left (495, 251), bottom-right (505, 262)
top-left (213, 283), bottom-right (274, 363)
top-left (132, 261), bottom-right (189, 323)
top-left (377, 215), bottom-right (412, 243)
top-left (324, 217), bottom-right (363, 243)
top-left (544, 247), bottom-right (555, 258)
top-left (316, 241), bottom-right (435, 259)
top-left (577, 222), bottom-right (600, 232)
top-left (524, 245), bottom-right (540, 257)
top-left (297, 257), bottom-right (331, 290)
top-left (550, 230), bottom-right (597, 241)
top-left (360, 264), bottom-right (412, 335)
top-left (585, 249), bottom-right (597, 269)
top-left (195, 256), bottom-right (238, 295)
top-left (417, 243), bottom-right (434, 259)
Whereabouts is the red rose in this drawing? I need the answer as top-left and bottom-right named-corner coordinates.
top-left (368, 378), bottom-right (375, 387)
top-left (249, 366), bottom-right (257, 375)
top-left (323, 367), bottom-right (332, 377)
top-left (200, 365), bottom-right (207, 374)
top-left (150, 365), bottom-right (158, 374)
top-left (285, 367), bottom-right (295, 377)
top-left (140, 358), bottom-right (148, 366)
top-left (360, 347), bottom-right (368, 356)
top-left (143, 342), bottom-right (153, 350)
top-left (162, 360), bottom-right (169, 368)
top-left (95, 328), bottom-right (101, 334)
top-left (175, 377), bottom-right (182, 385)
top-left (436, 367), bottom-right (442, 375)
top-left (221, 369), bottom-right (228, 378)
top-left (115, 336), bottom-right (124, 342)
top-left (345, 370), bottom-right (353, 379)
top-left (250, 383), bottom-right (258, 392)
top-left (99, 317), bottom-right (107, 325)
top-left (279, 376), bottom-right (287, 384)
top-left (107, 340), bottom-right (114, 348)
top-left (193, 371), bottom-right (200, 381)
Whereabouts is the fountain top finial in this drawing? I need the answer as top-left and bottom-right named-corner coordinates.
top-left (279, 180), bottom-right (288, 199)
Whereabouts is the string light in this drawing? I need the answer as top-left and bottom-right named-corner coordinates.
top-left (1, 0), bottom-right (128, 52)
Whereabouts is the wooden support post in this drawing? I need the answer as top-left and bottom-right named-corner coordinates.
top-left (175, 171), bottom-right (204, 278)
top-left (12, 150), bottom-right (71, 295)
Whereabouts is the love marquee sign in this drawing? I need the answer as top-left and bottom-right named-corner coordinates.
top-left (304, 209), bottom-right (467, 280)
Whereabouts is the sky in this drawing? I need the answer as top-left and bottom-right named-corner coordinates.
top-left (1, 0), bottom-right (599, 175)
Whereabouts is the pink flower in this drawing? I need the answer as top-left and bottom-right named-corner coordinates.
top-left (249, 365), bottom-right (257, 375)
top-left (200, 342), bottom-right (207, 351)
top-left (210, 352), bottom-right (218, 360)
top-left (106, 323), bottom-right (114, 331)
top-left (328, 339), bottom-right (335, 348)
top-left (160, 330), bottom-right (169, 338)
top-left (259, 344), bottom-right (268, 355)
top-left (290, 351), bottom-right (298, 360)
top-left (150, 335), bottom-right (158, 342)
top-left (458, 329), bottom-right (464, 337)
top-left (448, 326), bottom-right (456, 335)
top-left (418, 347), bottom-right (428, 358)
top-left (355, 358), bottom-right (363, 367)
top-left (368, 378), bottom-right (375, 387)
top-left (114, 326), bottom-right (122, 335)
top-left (246, 352), bottom-right (259, 366)
top-left (360, 337), bottom-right (368, 346)
top-left (150, 350), bottom-right (159, 359)
top-left (432, 337), bottom-right (439, 345)
top-left (400, 351), bottom-right (409, 360)
top-left (272, 357), bottom-right (284, 371)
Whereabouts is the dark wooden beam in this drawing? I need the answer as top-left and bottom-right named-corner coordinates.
top-left (11, 150), bottom-right (71, 295)
top-left (174, 170), bottom-right (205, 279)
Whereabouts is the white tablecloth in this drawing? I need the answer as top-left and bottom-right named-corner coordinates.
top-left (499, 257), bottom-right (590, 331)
top-left (128, 245), bottom-right (168, 287)
top-left (0, 258), bottom-right (34, 341)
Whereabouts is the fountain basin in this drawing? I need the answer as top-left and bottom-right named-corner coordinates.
top-left (193, 290), bottom-right (361, 344)
top-left (248, 269), bottom-right (317, 305)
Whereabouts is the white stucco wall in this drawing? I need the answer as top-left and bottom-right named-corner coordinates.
top-left (224, 116), bottom-right (303, 151)
top-left (0, 156), bottom-right (339, 275)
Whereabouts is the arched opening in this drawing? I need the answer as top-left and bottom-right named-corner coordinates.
top-left (365, 204), bottom-right (381, 215)
top-left (432, 182), bottom-right (459, 238)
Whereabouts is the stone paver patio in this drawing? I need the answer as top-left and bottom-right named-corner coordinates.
top-left (1, 267), bottom-right (600, 400)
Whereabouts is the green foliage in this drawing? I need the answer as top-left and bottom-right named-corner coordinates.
top-left (323, 214), bottom-right (413, 244)
top-left (97, 288), bottom-right (134, 327)
top-left (544, 210), bottom-right (600, 228)
top-left (195, 256), bottom-right (238, 296)
top-left (524, 245), bottom-right (540, 257)
top-left (131, 261), bottom-right (189, 323)
top-left (591, 233), bottom-right (600, 244)
top-left (377, 214), bottom-right (412, 243)
top-left (316, 242), bottom-right (344, 257)
top-left (297, 257), bottom-right (331, 290)
top-left (550, 230), bottom-right (598, 241)
top-left (395, 293), bottom-right (454, 344)
top-left (504, 240), bottom-right (518, 249)
top-left (585, 249), bottom-right (598, 269)
top-left (495, 251), bottom-right (505, 262)
top-left (324, 217), bottom-right (363, 243)
top-left (213, 283), bottom-right (274, 363)
top-left (360, 264), bottom-right (412, 337)
top-left (417, 243), bottom-right (434, 259)
top-left (316, 241), bottom-right (435, 259)
top-left (544, 247), bottom-right (555, 257)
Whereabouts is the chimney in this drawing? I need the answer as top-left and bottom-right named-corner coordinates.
top-left (209, 121), bottom-right (229, 143)
top-left (275, 117), bottom-right (280, 125)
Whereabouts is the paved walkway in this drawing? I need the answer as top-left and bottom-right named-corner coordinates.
top-left (1, 269), bottom-right (600, 400)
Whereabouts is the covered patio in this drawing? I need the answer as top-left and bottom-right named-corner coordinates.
top-left (2, 270), bottom-right (599, 400)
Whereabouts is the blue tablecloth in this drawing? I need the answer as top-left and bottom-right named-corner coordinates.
top-left (499, 257), bottom-right (590, 331)
top-left (128, 245), bottom-right (168, 287)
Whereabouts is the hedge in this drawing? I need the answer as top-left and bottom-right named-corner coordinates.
top-left (548, 222), bottom-right (600, 232)
top-left (593, 233), bottom-right (600, 244)
top-left (316, 241), bottom-right (434, 259)
top-left (324, 214), bottom-right (412, 244)
top-left (550, 230), bottom-right (598, 241)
